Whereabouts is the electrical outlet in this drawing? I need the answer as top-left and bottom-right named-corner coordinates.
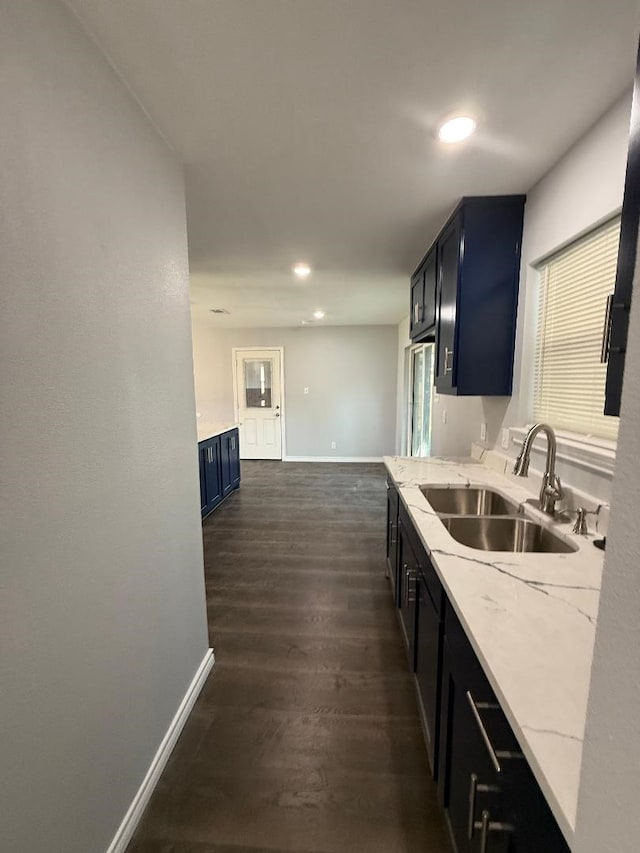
top-left (501, 428), bottom-right (510, 450)
top-left (480, 422), bottom-right (487, 441)
top-left (304, 387), bottom-right (309, 395)
top-left (331, 441), bottom-right (337, 450)
top-left (442, 410), bottom-right (447, 425)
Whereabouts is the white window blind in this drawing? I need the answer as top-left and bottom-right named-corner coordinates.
top-left (534, 217), bottom-right (620, 441)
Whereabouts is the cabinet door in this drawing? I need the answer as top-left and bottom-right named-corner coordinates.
top-left (422, 247), bottom-right (437, 332)
top-left (410, 268), bottom-right (425, 339)
top-left (386, 483), bottom-right (399, 605)
top-left (229, 429), bottom-right (241, 487)
top-left (605, 40), bottom-right (639, 415)
top-left (199, 444), bottom-right (208, 517)
top-left (439, 637), bottom-right (511, 853)
top-left (436, 216), bottom-right (461, 392)
top-left (397, 517), bottom-right (419, 670)
top-left (205, 438), bottom-right (223, 510)
top-left (502, 760), bottom-right (570, 853)
top-left (415, 566), bottom-right (442, 778)
top-left (220, 432), bottom-right (233, 497)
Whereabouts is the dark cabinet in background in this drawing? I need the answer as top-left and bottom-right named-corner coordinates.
top-left (386, 481), bottom-right (400, 605)
top-left (605, 39), bottom-right (639, 416)
top-left (397, 506), bottom-right (420, 671)
top-left (203, 437), bottom-right (222, 513)
top-left (199, 443), bottom-right (209, 515)
top-left (415, 556), bottom-right (444, 778)
top-left (410, 246), bottom-right (437, 341)
top-left (221, 429), bottom-right (241, 497)
top-left (410, 195), bottom-right (526, 396)
top-left (199, 427), bottom-right (240, 520)
top-left (435, 216), bottom-right (461, 392)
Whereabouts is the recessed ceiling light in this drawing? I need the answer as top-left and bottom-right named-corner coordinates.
top-left (293, 263), bottom-right (311, 279)
top-left (313, 310), bottom-right (325, 320)
top-left (438, 115), bottom-right (476, 144)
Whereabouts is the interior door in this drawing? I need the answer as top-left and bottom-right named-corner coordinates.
top-left (235, 349), bottom-right (282, 460)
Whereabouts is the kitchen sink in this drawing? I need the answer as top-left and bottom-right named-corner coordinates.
top-left (420, 486), bottom-right (519, 517)
top-left (440, 516), bottom-right (577, 554)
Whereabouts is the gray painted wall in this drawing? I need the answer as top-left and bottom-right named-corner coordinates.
top-left (0, 3), bottom-right (209, 851)
top-left (573, 262), bottom-right (640, 848)
top-left (191, 323), bottom-right (398, 457)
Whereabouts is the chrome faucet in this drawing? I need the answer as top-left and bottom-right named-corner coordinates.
top-left (513, 423), bottom-right (564, 515)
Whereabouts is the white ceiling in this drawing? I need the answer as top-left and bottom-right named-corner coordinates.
top-left (65, 0), bottom-right (639, 328)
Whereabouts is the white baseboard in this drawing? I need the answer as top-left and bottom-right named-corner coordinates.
top-left (283, 455), bottom-right (383, 463)
top-left (106, 648), bottom-right (215, 853)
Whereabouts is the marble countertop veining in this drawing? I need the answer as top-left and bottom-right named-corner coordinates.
top-left (384, 454), bottom-right (605, 846)
top-left (197, 421), bottom-right (239, 443)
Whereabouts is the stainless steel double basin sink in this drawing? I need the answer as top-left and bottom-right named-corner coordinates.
top-left (420, 486), bottom-right (576, 554)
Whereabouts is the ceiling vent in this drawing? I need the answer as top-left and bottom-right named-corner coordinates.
top-left (210, 308), bottom-right (231, 315)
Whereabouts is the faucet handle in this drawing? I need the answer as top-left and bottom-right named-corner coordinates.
top-left (573, 507), bottom-right (588, 535)
top-left (553, 475), bottom-right (563, 500)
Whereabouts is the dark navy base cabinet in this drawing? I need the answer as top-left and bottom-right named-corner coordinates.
top-left (389, 496), bottom-right (570, 852)
top-left (199, 427), bottom-right (241, 519)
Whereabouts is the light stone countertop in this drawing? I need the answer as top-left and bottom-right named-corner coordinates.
top-left (196, 422), bottom-right (239, 443)
top-left (384, 453), bottom-right (605, 847)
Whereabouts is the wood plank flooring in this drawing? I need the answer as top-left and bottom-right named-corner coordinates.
top-left (127, 462), bottom-right (449, 853)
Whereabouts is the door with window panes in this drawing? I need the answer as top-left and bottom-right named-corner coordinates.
top-left (234, 349), bottom-right (283, 459)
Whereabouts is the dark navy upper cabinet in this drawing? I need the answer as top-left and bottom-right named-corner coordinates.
top-left (605, 40), bottom-right (639, 416)
top-left (435, 216), bottom-right (461, 392)
top-left (410, 246), bottom-right (437, 342)
top-left (411, 195), bottom-right (526, 396)
top-left (199, 427), bottom-right (241, 520)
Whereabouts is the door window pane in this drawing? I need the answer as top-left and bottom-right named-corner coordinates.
top-left (244, 360), bottom-right (272, 408)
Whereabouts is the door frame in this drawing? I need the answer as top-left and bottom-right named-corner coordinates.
top-left (406, 342), bottom-right (434, 458)
top-left (231, 346), bottom-right (286, 460)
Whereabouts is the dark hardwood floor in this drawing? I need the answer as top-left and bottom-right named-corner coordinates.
top-left (127, 462), bottom-right (449, 853)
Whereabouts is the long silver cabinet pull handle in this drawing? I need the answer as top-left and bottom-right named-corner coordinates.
top-left (466, 691), bottom-right (523, 774)
top-left (444, 346), bottom-right (453, 374)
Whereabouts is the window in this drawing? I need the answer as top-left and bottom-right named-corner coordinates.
top-left (534, 217), bottom-right (621, 441)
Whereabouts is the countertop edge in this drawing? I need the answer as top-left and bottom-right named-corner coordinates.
top-left (197, 423), bottom-right (239, 443)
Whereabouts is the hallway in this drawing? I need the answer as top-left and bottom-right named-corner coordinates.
top-left (126, 462), bottom-right (448, 853)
